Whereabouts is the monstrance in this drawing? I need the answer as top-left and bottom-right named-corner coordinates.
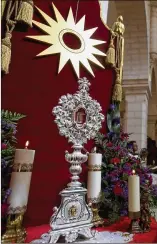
top-left (31, 77), bottom-right (104, 243)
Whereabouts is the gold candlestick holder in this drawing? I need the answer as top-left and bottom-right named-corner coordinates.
top-left (2, 147), bottom-right (35, 243)
top-left (2, 213), bottom-right (26, 243)
top-left (128, 211), bottom-right (142, 234)
top-left (139, 185), bottom-right (151, 233)
top-left (91, 202), bottom-right (104, 227)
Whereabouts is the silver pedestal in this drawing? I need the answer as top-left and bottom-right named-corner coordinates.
top-left (31, 78), bottom-right (104, 243)
top-left (32, 188), bottom-right (95, 243)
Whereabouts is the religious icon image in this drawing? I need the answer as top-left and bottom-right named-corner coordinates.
top-left (68, 205), bottom-right (77, 218)
top-left (75, 108), bottom-right (86, 127)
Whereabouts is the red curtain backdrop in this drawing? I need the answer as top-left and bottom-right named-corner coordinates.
top-left (2, 0), bottom-right (114, 226)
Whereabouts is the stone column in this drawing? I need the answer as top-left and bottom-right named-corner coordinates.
top-left (123, 82), bottom-right (149, 150)
top-left (148, 115), bottom-right (157, 141)
top-left (150, 4), bottom-right (157, 55)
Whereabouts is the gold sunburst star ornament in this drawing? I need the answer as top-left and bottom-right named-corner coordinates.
top-left (26, 2), bottom-right (106, 78)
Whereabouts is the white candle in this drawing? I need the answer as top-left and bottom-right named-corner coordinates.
top-left (87, 152), bottom-right (102, 203)
top-left (8, 141), bottom-right (35, 214)
top-left (128, 170), bottom-right (140, 212)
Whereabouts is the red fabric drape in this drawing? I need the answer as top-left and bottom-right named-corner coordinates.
top-left (25, 218), bottom-right (157, 243)
top-left (2, 0), bottom-right (113, 226)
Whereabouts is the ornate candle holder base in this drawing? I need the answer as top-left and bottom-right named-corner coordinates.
top-left (2, 214), bottom-right (26, 243)
top-left (92, 203), bottom-right (104, 227)
top-left (32, 223), bottom-right (95, 243)
top-left (139, 188), bottom-right (151, 233)
top-left (31, 188), bottom-right (95, 243)
top-left (16, 228), bottom-right (27, 243)
top-left (2, 228), bottom-right (17, 243)
top-left (128, 219), bottom-right (142, 234)
top-left (128, 211), bottom-right (142, 234)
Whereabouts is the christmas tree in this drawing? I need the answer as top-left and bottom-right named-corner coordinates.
top-left (1, 110), bottom-right (25, 233)
top-left (95, 104), bottom-right (157, 224)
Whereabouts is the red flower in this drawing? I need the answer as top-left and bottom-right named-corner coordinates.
top-left (111, 157), bottom-right (121, 164)
top-left (121, 133), bottom-right (129, 138)
top-left (1, 203), bottom-right (9, 216)
top-left (149, 176), bottom-right (153, 186)
top-left (121, 136), bottom-right (125, 141)
top-left (126, 163), bottom-right (131, 167)
top-left (136, 159), bottom-right (140, 164)
top-left (107, 142), bottom-right (113, 147)
top-left (114, 183), bottom-right (123, 195)
top-left (115, 146), bottom-right (120, 151)
top-left (1, 143), bottom-right (7, 150)
top-left (136, 168), bottom-right (141, 173)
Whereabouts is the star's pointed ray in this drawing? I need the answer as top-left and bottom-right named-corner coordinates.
top-left (32, 20), bottom-right (53, 35)
top-left (91, 46), bottom-right (106, 56)
top-left (35, 6), bottom-right (57, 27)
top-left (37, 43), bottom-right (61, 57)
top-left (52, 3), bottom-right (65, 23)
top-left (75, 15), bottom-right (85, 30)
top-left (87, 53), bottom-right (105, 68)
top-left (83, 27), bottom-right (97, 38)
top-left (27, 2), bottom-right (107, 78)
top-left (80, 58), bottom-right (94, 77)
top-left (70, 58), bottom-right (80, 78)
top-left (58, 52), bottom-right (70, 73)
top-left (26, 35), bottom-right (54, 45)
top-left (67, 7), bottom-right (75, 26)
top-left (89, 39), bottom-right (106, 46)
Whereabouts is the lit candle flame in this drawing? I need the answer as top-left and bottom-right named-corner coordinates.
top-left (132, 169), bottom-right (135, 175)
top-left (25, 141), bottom-right (29, 149)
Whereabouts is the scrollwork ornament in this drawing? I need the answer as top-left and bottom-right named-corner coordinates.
top-left (65, 232), bottom-right (78, 243)
top-left (87, 197), bottom-right (100, 204)
top-left (12, 163), bottom-right (33, 172)
top-left (88, 164), bottom-right (102, 171)
top-left (32, 233), bottom-right (51, 244)
top-left (52, 77), bottom-right (105, 146)
top-left (8, 205), bottom-right (27, 214)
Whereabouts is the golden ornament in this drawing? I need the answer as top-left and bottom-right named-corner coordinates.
top-left (26, 2), bottom-right (106, 78)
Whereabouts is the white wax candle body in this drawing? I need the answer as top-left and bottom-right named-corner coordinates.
top-left (8, 172), bottom-right (32, 209)
top-left (128, 175), bottom-right (140, 212)
top-left (88, 153), bottom-right (102, 166)
top-left (8, 148), bottom-right (35, 213)
top-left (87, 171), bottom-right (101, 199)
top-left (87, 153), bottom-right (102, 201)
top-left (14, 149), bottom-right (35, 164)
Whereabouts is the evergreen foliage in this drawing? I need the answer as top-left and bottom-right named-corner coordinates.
top-left (1, 110), bottom-right (25, 233)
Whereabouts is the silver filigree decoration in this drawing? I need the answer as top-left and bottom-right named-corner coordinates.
top-left (31, 77), bottom-right (104, 244)
top-left (52, 77), bottom-right (105, 145)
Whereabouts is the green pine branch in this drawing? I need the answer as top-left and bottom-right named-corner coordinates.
top-left (1, 110), bottom-right (26, 122)
top-left (1, 147), bottom-right (15, 157)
